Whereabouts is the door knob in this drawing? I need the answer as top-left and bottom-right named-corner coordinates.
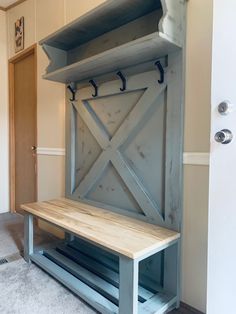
top-left (215, 129), bottom-right (233, 144)
top-left (31, 146), bottom-right (37, 151)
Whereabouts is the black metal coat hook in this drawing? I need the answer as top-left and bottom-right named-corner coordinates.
top-left (117, 71), bottom-right (127, 91)
top-left (67, 83), bottom-right (77, 101)
top-left (155, 61), bottom-right (164, 84)
top-left (89, 79), bottom-right (98, 97)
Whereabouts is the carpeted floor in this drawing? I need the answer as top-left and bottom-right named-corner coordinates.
top-left (0, 213), bottom-right (55, 259)
top-left (0, 258), bottom-right (96, 314)
top-left (0, 212), bottom-right (96, 314)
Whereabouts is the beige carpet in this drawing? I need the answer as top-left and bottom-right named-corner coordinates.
top-left (0, 213), bottom-right (56, 259)
top-left (0, 258), bottom-right (96, 314)
top-left (0, 213), bottom-right (96, 314)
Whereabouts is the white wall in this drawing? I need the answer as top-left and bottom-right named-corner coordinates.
top-left (207, 0), bottom-right (236, 313)
top-left (0, 10), bottom-right (9, 214)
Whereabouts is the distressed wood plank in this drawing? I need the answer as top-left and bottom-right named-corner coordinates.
top-left (43, 34), bottom-right (179, 84)
top-left (139, 291), bottom-right (177, 314)
top-left (24, 213), bottom-right (34, 263)
top-left (40, 0), bottom-right (161, 49)
top-left (119, 256), bottom-right (139, 314)
top-left (21, 198), bottom-right (180, 259)
top-left (57, 243), bottom-right (154, 301)
top-left (65, 103), bottom-right (76, 195)
top-left (71, 82), bottom-right (166, 219)
top-left (75, 151), bottom-right (111, 197)
top-left (44, 249), bottom-right (120, 305)
top-left (74, 99), bottom-right (110, 149)
top-left (110, 83), bottom-right (166, 148)
top-left (30, 253), bottom-right (118, 314)
top-left (111, 152), bottom-right (163, 223)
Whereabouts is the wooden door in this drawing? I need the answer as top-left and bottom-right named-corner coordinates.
top-left (9, 46), bottom-right (37, 212)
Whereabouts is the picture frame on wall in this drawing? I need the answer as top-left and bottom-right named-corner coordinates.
top-left (15, 17), bottom-right (24, 53)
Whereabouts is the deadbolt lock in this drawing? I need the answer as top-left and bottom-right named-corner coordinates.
top-left (215, 129), bottom-right (233, 144)
top-left (218, 101), bottom-right (233, 115)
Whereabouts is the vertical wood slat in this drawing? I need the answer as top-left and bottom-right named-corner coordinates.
top-left (119, 256), bottom-right (139, 314)
top-left (65, 102), bottom-right (76, 195)
top-left (24, 213), bottom-right (34, 262)
top-left (162, 52), bottom-right (184, 312)
top-left (164, 52), bottom-right (184, 231)
top-left (163, 242), bottom-right (179, 308)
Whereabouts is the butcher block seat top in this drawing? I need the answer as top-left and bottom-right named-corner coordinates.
top-left (21, 198), bottom-right (180, 259)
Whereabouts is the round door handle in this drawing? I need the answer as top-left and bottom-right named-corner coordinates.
top-left (215, 129), bottom-right (233, 144)
top-left (31, 146), bottom-right (37, 151)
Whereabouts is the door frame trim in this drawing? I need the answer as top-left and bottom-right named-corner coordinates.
top-left (9, 44), bottom-right (38, 213)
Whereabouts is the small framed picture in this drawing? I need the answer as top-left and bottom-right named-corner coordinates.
top-left (15, 17), bottom-right (24, 53)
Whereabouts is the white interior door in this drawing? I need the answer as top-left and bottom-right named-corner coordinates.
top-left (207, 1), bottom-right (236, 313)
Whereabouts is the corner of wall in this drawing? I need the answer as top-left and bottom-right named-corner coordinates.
top-left (0, 10), bottom-right (9, 213)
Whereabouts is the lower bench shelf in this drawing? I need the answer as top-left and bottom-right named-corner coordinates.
top-left (30, 241), bottom-right (177, 314)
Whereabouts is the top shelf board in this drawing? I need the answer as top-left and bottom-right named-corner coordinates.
top-left (40, 0), bottom-right (161, 50)
top-left (40, 0), bottom-right (186, 84)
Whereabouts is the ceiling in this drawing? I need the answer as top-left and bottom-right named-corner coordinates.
top-left (0, 0), bottom-right (18, 8)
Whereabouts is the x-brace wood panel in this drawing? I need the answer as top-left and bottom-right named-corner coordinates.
top-left (66, 64), bottom-right (182, 231)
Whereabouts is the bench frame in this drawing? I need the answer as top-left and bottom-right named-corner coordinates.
top-left (24, 213), bottom-right (180, 314)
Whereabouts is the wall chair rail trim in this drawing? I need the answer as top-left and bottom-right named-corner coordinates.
top-left (183, 152), bottom-right (210, 166)
top-left (37, 147), bottom-right (66, 156)
top-left (37, 148), bottom-right (209, 165)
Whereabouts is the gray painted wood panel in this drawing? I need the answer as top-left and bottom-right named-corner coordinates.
top-left (30, 253), bottom-right (118, 313)
top-left (69, 238), bottom-right (163, 294)
top-left (66, 68), bottom-right (182, 230)
top-left (42, 33), bottom-right (179, 84)
top-left (40, 0), bottom-right (162, 50)
top-left (39, 0), bottom-right (185, 84)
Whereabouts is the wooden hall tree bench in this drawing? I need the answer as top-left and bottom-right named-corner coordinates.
top-left (24, 0), bottom-right (186, 313)
top-left (22, 198), bottom-right (180, 314)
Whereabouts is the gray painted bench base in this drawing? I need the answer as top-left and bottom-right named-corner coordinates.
top-left (24, 214), bottom-right (179, 314)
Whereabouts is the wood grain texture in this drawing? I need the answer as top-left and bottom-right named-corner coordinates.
top-left (43, 33), bottom-right (179, 84)
top-left (39, 0), bottom-right (161, 49)
top-left (38, 0), bottom-right (185, 84)
top-left (21, 198), bottom-right (180, 259)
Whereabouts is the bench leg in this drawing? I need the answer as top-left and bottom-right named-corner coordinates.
top-left (163, 241), bottom-right (180, 309)
top-left (65, 232), bottom-right (75, 243)
top-left (24, 213), bottom-right (34, 263)
top-left (119, 256), bottom-right (138, 314)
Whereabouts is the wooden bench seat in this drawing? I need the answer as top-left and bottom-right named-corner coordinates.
top-left (21, 198), bottom-right (180, 259)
